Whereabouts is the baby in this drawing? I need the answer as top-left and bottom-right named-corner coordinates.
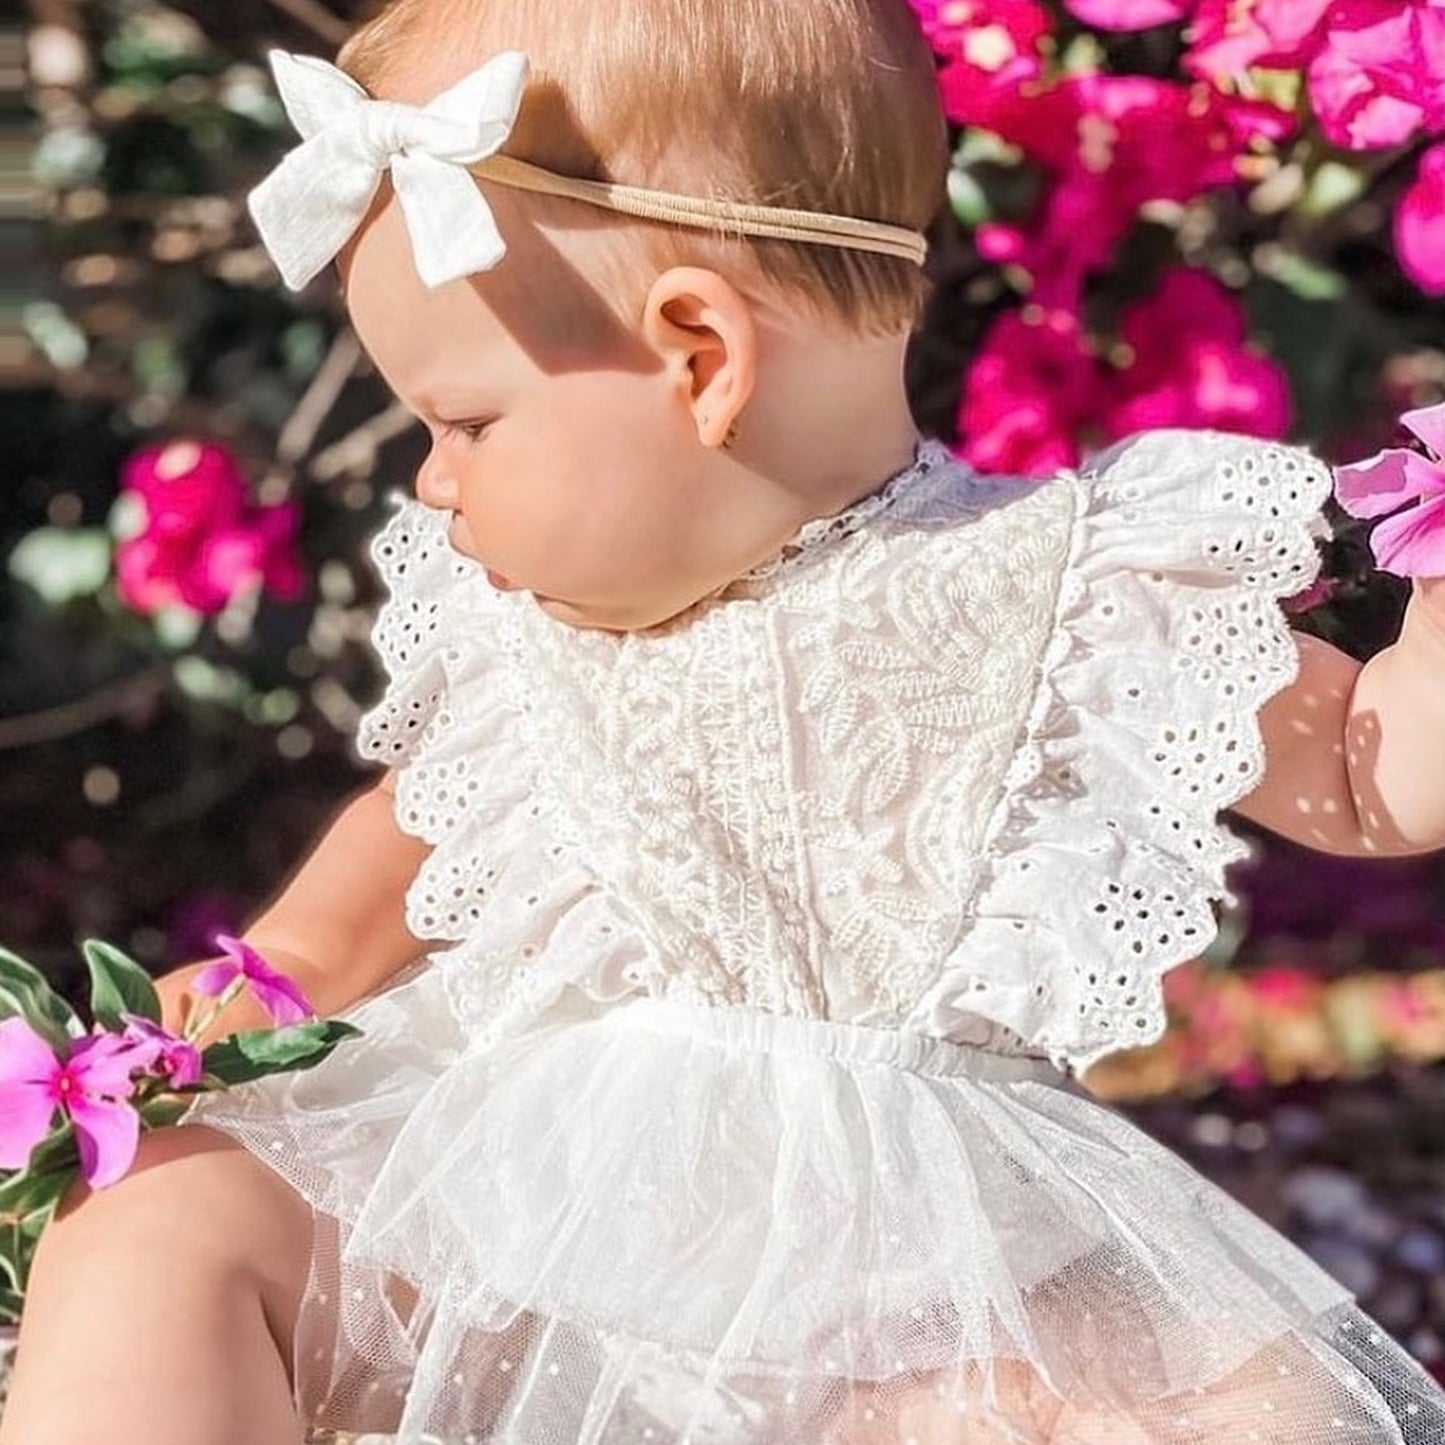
top-left (8, 0), bottom-right (1445, 1442)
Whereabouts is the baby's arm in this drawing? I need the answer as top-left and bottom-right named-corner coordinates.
top-left (156, 770), bottom-right (434, 1045)
top-left (1229, 577), bottom-right (1445, 857)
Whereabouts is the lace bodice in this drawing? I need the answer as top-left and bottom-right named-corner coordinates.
top-left (355, 429), bottom-right (1332, 1074)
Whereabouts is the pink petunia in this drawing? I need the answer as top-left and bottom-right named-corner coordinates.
top-left (1395, 144), bottom-right (1445, 297)
top-left (191, 934), bottom-right (316, 1025)
top-left (1333, 401), bottom-right (1445, 577)
top-left (0, 1018), bottom-right (149, 1188)
top-left (1061, 0), bottom-right (1191, 30)
top-left (118, 1015), bottom-right (205, 1088)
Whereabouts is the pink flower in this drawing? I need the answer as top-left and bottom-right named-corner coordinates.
top-left (114, 439), bottom-right (307, 618)
top-left (0, 1018), bottom-right (148, 1188)
top-left (912, 0), bottom-right (1054, 127)
top-left (118, 1015), bottom-right (204, 1088)
top-left (956, 305), bottom-right (1105, 475)
top-left (191, 934), bottom-right (316, 1025)
top-left (1333, 401), bottom-right (1445, 577)
top-left (120, 440), bottom-right (247, 544)
top-left (1307, 1), bottom-right (1445, 151)
top-left (975, 74), bottom-right (1294, 310)
top-left (180, 503), bottom-right (307, 613)
top-left (1062, 0), bottom-right (1191, 30)
top-left (113, 531), bottom-right (193, 615)
top-left (1250, 965), bottom-right (1318, 1010)
top-left (1395, 144), bottom-right (1445, 296)
top-left (1100, 268), bottom-right (1293, 440)
top-left (1184, 0), bottom-right (1335, 83)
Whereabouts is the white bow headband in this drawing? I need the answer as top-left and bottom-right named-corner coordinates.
top-left (247, 48), bottom-right (930, 291)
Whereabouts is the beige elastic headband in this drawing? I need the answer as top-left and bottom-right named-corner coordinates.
top-left (469, 154), bottom-right (930, 265)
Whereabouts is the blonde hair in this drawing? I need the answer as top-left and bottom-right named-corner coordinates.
top-left (337, 0), bottom-right (949, 338)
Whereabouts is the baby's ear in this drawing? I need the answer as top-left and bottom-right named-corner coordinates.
top-left (641, 266), bottom-right (756, 449)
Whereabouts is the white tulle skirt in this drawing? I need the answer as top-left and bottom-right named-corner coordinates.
top-left (178, 960), bottom-right (1445, 1444)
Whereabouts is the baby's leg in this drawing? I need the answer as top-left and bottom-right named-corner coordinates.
top-left (0, 1123), bottom-right (314, 1445)
top-left (831, 1357), bottom-right (1165, 1445)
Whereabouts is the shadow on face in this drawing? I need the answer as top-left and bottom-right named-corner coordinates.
top-left (338, 172), bottom-right (662, 398)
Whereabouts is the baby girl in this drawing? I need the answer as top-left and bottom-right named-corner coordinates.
top-left (7, 0), bottom-right (1445, 1442)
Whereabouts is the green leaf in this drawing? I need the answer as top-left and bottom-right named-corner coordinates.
top-left (947, 168), bottom-right (991, 228)
top-left (201, 1019), bottom-right (363, 1085)
top-left (6, 527), bottom-right (111, 604)
top-left (1252, 243), bottom-right (1347, 302)
top-left (0, 947), bottom-right (83, 1051)
top-left (20, 1127), bottom-right (79, 1180)
top-left (141, 1097), bottom-right (197, 1128)
top-left (0, 1167), bottom-right (74, 1221)
top-left (1299, 159), bottom-right (1367, 219)
top-left (0, 1237), bottom-right (21, 1294)
top-left (82, 939), bottom-right (162, 1028)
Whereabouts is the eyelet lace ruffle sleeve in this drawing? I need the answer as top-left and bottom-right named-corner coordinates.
top-left (908, 428), bottom-right (1335, 1076)
top-left (351, 494), bottom-right (651, 1034)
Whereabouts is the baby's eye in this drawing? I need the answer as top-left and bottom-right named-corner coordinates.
top-left (441, 419), bottom-right (493, 445)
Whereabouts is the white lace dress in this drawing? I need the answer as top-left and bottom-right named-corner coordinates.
top-left (178, 430), bottom-right (1445, 1444)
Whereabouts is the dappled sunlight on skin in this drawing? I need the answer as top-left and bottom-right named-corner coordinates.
top-left (1228, 630), bottom-right (1445, 858)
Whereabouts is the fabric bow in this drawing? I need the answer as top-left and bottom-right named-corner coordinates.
top-left (247, 48), bottom-right (531, 291)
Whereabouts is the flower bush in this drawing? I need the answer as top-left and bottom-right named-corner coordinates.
top-left (913, 0), bottom-right (1445, 476)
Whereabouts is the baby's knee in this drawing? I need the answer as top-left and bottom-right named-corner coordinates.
top-left (833, 1357), bottom-right (1060, 1444)
top-left (37, 1123), bottom-right (312, 1334)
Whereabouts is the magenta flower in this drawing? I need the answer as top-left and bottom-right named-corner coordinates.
top-left (1250, 965), bottom-right (1318, 1011)
top-left (1062, 0), bottom-right (1190, 30)
top-left (974, 73), bottom-right (1294, 311)
top-left (1100, 268), bottom-right (1293, 441)
top-left (192, 934), bottom-right (316, 1025)
top-left (913, 0), bottom-right (1054, 125)
top-left (114, 438), bottom-right (307, 618)
top-left (1333, 402), bottom-right (1445, 578)
top-left (0, 1018), bottom-right (148, 1188)
top-left (956, 305), bottom-right (1104, 475)
top-left (118, 1015), bottom-right (204, 1088)
top-left (1183, 0), bottom-right (1334, 83)
top-left (1395, 144), bottom-right (1445, 296)
top-left (183, 504), bottom-right (307, 614)
top-left (1307, 0), bottom-right (1445, 151)
top-left (120, 440), bottom-right (247, 543)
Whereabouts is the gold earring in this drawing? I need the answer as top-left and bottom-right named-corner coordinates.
top-left (701, 412), bottom-right (739, 450)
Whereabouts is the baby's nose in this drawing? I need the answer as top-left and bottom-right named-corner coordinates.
top-left (415, 450), bottom-right (459, 511)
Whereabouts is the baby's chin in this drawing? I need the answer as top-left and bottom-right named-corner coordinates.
top-left (529, 587), bottom-right (721, 636)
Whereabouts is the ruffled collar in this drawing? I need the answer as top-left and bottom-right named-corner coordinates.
top-left (733, 435), bottom-right (957, 585)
